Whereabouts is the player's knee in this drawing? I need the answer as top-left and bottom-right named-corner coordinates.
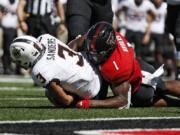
top-left (156, 79), bottom-right (166, 92)
top-left (131, 85), bottom-right (154, 107)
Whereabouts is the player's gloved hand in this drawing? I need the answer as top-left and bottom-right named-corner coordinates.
top-left (76, 100), bottom-right (90, 108)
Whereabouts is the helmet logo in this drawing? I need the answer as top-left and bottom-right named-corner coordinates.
top-left (12, 47), bottom-right (22, 58)
top-left (106, 31), bottom-right (115, 46)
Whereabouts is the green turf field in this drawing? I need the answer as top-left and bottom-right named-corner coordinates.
top-left (0, 76), bottom-right (180, 121)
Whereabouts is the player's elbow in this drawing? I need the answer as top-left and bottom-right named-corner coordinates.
top-left (115, 96), bottom-right (129, 109)
top-left (61, 95), bottom-right (74, 106)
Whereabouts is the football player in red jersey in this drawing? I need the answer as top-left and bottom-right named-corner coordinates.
top-left (69, 21), bottom-right (180, 108)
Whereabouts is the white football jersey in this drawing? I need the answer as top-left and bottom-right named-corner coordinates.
top-left (0, 0), bottom-right (19, 28)
top-left (31, 34), bottom-right (101, 99)
top-left (121, 0), bottom-right (154, 32)
top-left (151, 2), bottom-right (167, 34)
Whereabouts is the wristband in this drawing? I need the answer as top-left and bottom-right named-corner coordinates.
top-left (60, 20), bottom-right (65, 25)
top-left (19, 20), bottom-right (25, 23)
top-left (76, 100), bottom-right (90, 108)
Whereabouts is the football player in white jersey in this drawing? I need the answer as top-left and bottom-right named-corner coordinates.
top-left (9, 34), bottom-right (107, 107)
top-left (150, 0), bottom-right (167, 68)
top-left (166, 0), bottom-right (180, 80)
top-left (116, 0), bottom-right (156, 60)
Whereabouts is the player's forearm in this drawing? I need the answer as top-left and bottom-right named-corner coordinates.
top-left (145, 10), bottom-right (155, 36)
top-left (68, 35), bottom-right (85, 51)
top-left (55, 1), bottom-right (65, 22)
top-left (68, 38), bottom-right (79, 51)
top-left (89, 96), bottom-right (128, 108)
top-left (63, 95), bottom-right (74, 106)
top-left (17, 0), bottom-right (26, 22)
top-left (49, 81), bottom-right (75, 106)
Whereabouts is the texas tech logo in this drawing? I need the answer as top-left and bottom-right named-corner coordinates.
top-left (106, 31), bottom-right (115, 45)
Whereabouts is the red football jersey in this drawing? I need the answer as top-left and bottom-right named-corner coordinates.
top-left (99, 32), bottom-right (142, 93)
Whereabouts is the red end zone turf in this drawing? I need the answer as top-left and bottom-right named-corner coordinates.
top-left (102, 129), bottom-right (180, 135)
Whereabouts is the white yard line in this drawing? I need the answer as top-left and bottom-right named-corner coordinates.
top-left (0, 117), bottom-right (179, 124)
top-left (0, 86), bottom-right (43, 91)
top-left (0, 87), bottom-right (27, 91)
top-left (0, 97), bottom-right (46, 100)
top-left (0, 75), bottom-right (33, 83)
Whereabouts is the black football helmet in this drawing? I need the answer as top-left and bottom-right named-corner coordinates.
top-left (84, 21), bottom-right (116, 65)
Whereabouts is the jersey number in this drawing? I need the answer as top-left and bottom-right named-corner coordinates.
top-left (58, 44), bottom-right (84, 66)
top-left (36, 73), bottom-right (46, 84)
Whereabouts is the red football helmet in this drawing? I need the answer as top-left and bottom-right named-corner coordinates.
top-left (84, 21), bottom-right (116, 64)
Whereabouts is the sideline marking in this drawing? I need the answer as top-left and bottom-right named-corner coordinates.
top-left (74, 128), bottom-right (180, 135)
top-left (0, 75), bottom-right (32, 83)
top-left (0, 117), bottom-right (180, 124)
top-left (0, 86), bottom-right (43, 91)
top-left (0, 97), bottom-right (47, 100)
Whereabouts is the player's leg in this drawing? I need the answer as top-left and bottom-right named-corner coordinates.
top-left (91, 0), bottom-right (113, 25)
top-left (66, 0), bottom-right (91, 42)
top-left (41, 15), bottom-right (57, 36)
top-left (166, 5), bottom-right (180, 80)
top-left (153, 33), bottom-right (165, 68)
top-left (174, 10), bottom-right (180, 80)
top-left (153, 98), bottom-right (167, 107)
top-left (131, 84), bottom-right (155, 107)
top-left (136, 79), bottom-right (180, 107)
top-left (67, 15), bottom-right (90, 42)
top-left (134, 32), bottom-right (145, 59)
top-left (157, 80), bottom-right (180, 96)
top-left (132, 59), bottom-right (164, 107)
top-left (138, 59), bottom-right (180, 107)
top-left (154, 77), bottom-right (180, 107)
top-left (153, 94), bottom-right (180, 107)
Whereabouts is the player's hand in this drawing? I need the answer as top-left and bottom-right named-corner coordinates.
top-left (19, 21), bottom-right (28, 33)
top-left (142, 34), bottom-right (150, 45)
top-left (58, 24), bottom-right (67, 34)
top-left (76, 100), bottom-right (90, 108)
